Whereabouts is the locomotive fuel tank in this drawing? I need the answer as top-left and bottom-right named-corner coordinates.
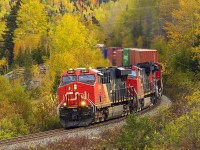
top-left (106, 105), bottom-right (124, 120)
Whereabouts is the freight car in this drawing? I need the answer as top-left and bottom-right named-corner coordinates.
top-left (57, 62), bottom-right (162, 128)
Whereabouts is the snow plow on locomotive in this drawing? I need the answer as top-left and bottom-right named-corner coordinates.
top-left (57, 62), bottom-right (163, 128)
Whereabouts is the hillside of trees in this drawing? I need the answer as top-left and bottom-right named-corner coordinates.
top-left (0, 0), bottom-right (199, 149)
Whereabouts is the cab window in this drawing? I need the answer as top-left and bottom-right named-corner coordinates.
top-left (128, 70), bottom-right (137, 78)
top-left (79, 74), bottom-right (95, 85)
top-left (62, 75), bottom-right (76, 85)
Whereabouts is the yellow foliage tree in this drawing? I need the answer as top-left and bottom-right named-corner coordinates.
top-left (0, 0), bottom-right (10, 40)
top-left (0, 57), bottom-right (7, 73)
top-left (162, 110), bottom-right (200, 149)
top-left (164, 0), bottom-right (200, 65)
top-left (46, 14), bottom-right (110, 93)
top-left (51, 14), bottom-right (96, 54)
top-left (14, 0), bottom-right (47, 56)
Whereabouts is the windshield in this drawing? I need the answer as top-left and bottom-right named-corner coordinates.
top-left (62, 75), bottom-right (77, 85)
top-left (78, 74), bottom-right (95, 85)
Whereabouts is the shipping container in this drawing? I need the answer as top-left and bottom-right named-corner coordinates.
top-left (100, 48), bottom-right (108, 58)
top-left (107, 47), bottom-right (122, 65)
top-left (129, 49), bottom-right (135, 65)
top-left (112, 53), bottom-right (116, 66)
top-left (115, 50), bottom-right (123, 66)
top-left (104, 49), bottom-right (108, 58)
top-left (123, 48), bottom-right (130, 66)
top-left (106, 47), bottom-right (158, 66)
top-left (128, 48), bottom-right (158, 65)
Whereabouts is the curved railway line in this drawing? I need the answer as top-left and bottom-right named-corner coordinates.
top-left (0, 95), bottom-right (171, 150)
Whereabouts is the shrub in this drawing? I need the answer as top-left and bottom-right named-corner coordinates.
top-left (0, 116), bottom-right (29, 140)
top-left (116, 114), bottom-right (156, 149)
top-left (161, 110), bottom-right (200, 149)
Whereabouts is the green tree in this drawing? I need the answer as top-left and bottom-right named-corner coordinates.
top-left (158, 0), bottom-right (179, 37)
top-left (116, 114), bottom-right (156, 149)
top-left (93, 0), bottom-right (130, 46)
top-left (0, 0), bottom-right (10, 42)
top-left (164, 0), bottom-right (200, 70)
top-left (96, 0), bottom-right (162, 47)
top-left (161, 110), bottom-right (200, 149)
top-left (2, 0), bottom-right (20, 65)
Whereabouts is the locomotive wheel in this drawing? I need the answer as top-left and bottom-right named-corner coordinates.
top-left (151, 96), bottom-right (157, 105)
top-left (100, 114), bottom-right (105, 122)
top-left (156, 80), bottom-right (163, 100)
top-left (158, 88), bottom-right (162, 100)
top-left (129, 102), bottom-right (134, 113)
top-left (127, 107), bottom-right (131, 115)
top-left (155, 88), bottom-right (162, 101)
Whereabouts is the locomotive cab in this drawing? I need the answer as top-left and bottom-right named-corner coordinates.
top-left (58, 68), bottom-right (97, 128)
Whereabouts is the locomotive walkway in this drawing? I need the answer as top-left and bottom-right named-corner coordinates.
top-left (0, 95), bottom-right (171, 150)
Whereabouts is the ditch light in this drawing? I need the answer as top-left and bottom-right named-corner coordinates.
top-left (81, 100), bottom-right (86, 107)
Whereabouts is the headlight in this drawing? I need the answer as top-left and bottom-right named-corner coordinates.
top-left (81, 100), bottom-right (86, 107)
top-left (63, 102), bottom-right (67, 107)
top-left (74, 84), bottom-right (77, 90)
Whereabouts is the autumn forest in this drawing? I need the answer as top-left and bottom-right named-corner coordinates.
top-left (0, 0), bottom-right (199, 149)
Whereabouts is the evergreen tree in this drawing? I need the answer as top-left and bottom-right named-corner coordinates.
top-left (2, 0), bottom-right (20, 65)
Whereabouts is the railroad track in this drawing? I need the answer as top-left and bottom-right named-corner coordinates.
top-left (0, 127), bottom-right (85, 148)
top-left (0, 96), bottom-right (168, 150)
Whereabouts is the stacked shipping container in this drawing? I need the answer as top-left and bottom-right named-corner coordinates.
top-left (100, 47), bottom-right (108, 59)
top-left (115, 50), bottom-right (123, 66)
top-left (99, 47), bottom-right (159, 66)
top-left (107, 47), bottom-right (122, 66)
top-left (123, 48), bottom-right (130, 66)
top-left (129, 49), bottom-right (158, 65)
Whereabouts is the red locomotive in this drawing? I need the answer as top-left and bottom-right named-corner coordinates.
top-left (126, 62), bottom-right (163, 110)
top-left (57, 62), bottom-right (163, 128)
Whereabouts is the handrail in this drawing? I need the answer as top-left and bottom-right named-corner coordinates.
top-left (56, 95), bottom-right (65, 114)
